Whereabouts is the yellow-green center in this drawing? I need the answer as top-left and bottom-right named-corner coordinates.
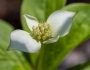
top-left (32, 23), bottom-right (52, 42)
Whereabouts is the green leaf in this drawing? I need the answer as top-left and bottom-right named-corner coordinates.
top-left (62, 3), bottom-right (90, 11)
top-left (0, 20), bottom-right (31, 70)
top-left (68, 62), bottom-right (90, 70)
top-left (21, 0), bottom-right (66, 67)
top-left (45, 0), bottom-right (66, 19)
top-left (37, 9), bottom-right (90, 70)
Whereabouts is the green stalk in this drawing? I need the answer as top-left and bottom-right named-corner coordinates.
top-left (36, 43), bottom-right (44, 70)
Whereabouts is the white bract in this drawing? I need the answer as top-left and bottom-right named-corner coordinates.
top-left (8, 10), bottom-right (75, 53)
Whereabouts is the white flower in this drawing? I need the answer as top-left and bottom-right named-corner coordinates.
top-left (7, 10), bottom-right (75, 53)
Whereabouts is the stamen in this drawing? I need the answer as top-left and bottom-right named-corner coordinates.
top-left (32, 23), bottom-right (51, 42)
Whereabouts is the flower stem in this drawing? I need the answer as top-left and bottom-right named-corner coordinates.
top-left (36, 43), bottom-right (44, 70)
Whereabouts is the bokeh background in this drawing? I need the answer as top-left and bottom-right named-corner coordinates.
top-left (0, 0), bottom-right (90, 70)
top-left (0, 0), bottom-right (90, 29)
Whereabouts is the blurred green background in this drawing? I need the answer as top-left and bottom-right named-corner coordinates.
top-left (0, 0), bottom-right (90, 70)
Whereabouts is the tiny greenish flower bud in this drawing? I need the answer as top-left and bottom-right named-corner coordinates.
top-left (32, 26), bottom-right (36, 31)
top-left (36, 29), bottom-right (40, 33)
top-left (41, 27), bottom-right (44, 31)
top-left (47, 24), bottom-right (50, 29)
top-left (37, 32), bottom-right (42, 36)
top-left (36, 27), bottom-right (40, 33)
top-left (47, 30), bottom-right (51, 34)
top-left (41, 31), bottom-right (44, 35)
top-left (44, 26), bottom-right (48, 30)
top-left (38, 24), bottom-right (42, 27)
top-left (48, 34), bottom-right (51, 37)
top-left (45, 33), bottom-right (49, 37)
top-left (33, 32), bottom-right (36, 36)
top-left (44, 23), bottom-right (48, 29)
top-left (32, 26), bottom-right (36, 29)
top-left (35, 32), bottom-right (38, 36)
top-left (44, 30), bottom-right (48, 33)
top-left (32, 23), bottom-right (52, 42)
top-left (42, 36), bottom-right (46, 41)
top-left (36, 27), bottom-right (39, 30)
top-left (37, 36), bottom-right (41, 40)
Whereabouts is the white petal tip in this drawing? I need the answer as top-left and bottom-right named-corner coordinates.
top-left (23, 14), bottom-right (39, 31)
top-left (23, 14), bottom-right (30, 18)
top-left (8, 30), bottom-right (41, 53)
